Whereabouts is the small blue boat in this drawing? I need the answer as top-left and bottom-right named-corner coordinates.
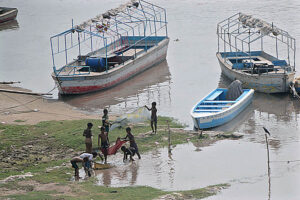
top-left (191, 86), bottom-right (254, 129)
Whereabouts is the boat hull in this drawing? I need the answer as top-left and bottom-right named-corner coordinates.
top-left (52, 38), bottom-right (169, 94)
top-left (191, 89), bottom-right (254, 129)
top-left (0, 7), bottom-right (18, 23)
top-left (216, 53), bottom-right (294, 93)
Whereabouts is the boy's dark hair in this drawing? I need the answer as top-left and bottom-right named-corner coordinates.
top-left (87, 122), bottom-right (93, 127)
top-left (83, 157), bottom-right (89, 162)
top-left (152, 102), bottom-right (156, 106)
top-left (126, 127), bottom-right (131, 132)
top-left (100, 126), bottom-right (105, 131)
top-left (121, 146), bottom-right (126, 152)
top-left (103, 109), bottom-right (108, 114)
top-left (92, 152), bottom-right (98, 158)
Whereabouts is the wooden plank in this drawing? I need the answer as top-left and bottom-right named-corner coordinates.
top-left (203, 100), bottom-right (236, 104)
top-left (198, 105), bottom-right (231, 108)
top-left (0, 81), bottom-right (20, 84)
top-left (0, 89), bottom-right (52, 96)
top-left (194, 109), bottom-right (222, 112)
top-left (206, 90), bottom-right (223, 101)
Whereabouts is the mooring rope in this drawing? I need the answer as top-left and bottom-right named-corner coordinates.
top-left (0, 85), bottom-right (57, 112)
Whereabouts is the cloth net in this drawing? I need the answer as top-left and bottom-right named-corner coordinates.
top-left (226, 80), bottom-right (243, 100)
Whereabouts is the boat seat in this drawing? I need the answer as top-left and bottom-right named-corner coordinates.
top-left (194, 109), bottom-right (222, 112)
top-left (206, 91), bottom-right (223, 101)
top-left (203, 100), bottom-right (236, 104)
top-left (272, 60), bottom-right (287, 66)
top-left (197, 105), bottom-right (230, 108)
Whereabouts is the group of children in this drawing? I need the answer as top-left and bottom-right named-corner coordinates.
top-left (71, 102), bottom-right (157, 179)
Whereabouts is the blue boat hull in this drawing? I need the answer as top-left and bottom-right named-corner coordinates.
top-left (191, 89), bottom-right (254, 129)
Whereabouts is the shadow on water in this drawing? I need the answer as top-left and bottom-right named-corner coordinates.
top-left (0, 20), bottom-right (19, 31)
top-left (218, 73), bottom-right (300, 149)
top-left (60, 60), bottom-right (172, 114)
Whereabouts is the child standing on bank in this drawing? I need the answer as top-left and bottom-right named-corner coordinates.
top-left (102, 109), bottom-right (111, 135)
top-left (145, 102), bottom-right (157, 134)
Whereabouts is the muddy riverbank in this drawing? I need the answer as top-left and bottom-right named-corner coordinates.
top-left (0, 85), bottom-right (98, 125)
top-left (0, 111), bottom-right (236, 199)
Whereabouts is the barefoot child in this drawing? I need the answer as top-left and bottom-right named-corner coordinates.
top-left (145, 102), bottom-right (157, 134)
top-left (102, 109), bottom-right (111, 134)
top-left (122, 127), bottom-right (141, 159)
top-left (71, 152), bottom-right (97, 179)
top-left (83, 123), bottom-right (93, 153)
top-left (121, 146), bottom-right (136, 162)
top-left (70, 156), bottom-right (85, 180)
top-left (98, 126), bottom-right (109, 164)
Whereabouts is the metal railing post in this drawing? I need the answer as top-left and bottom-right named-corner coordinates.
top-left (105, 39), bottom-right (108, 72)
top-left (64, 34), bottom-right (68, 64)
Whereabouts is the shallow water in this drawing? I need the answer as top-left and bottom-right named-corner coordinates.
top-left (1, 0), bottom-right (300, 199)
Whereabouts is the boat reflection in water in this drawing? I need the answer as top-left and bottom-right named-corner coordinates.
top-left (61, 60), bottom-right (171, 115)
top-left (211, 74), bottom-right (255, 132)
top-left (218, 73), bottom-right (300, 151)
top-left (0, 19), bottom-right (19, 31)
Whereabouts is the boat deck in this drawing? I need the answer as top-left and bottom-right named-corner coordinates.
top-left (56, 47), bottom-right (146, 76)
top-left (222, 52), bottom-right (291, 75)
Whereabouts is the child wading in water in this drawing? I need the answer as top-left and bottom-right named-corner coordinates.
top-left (122, 127), bottom-right (141, 159)
top-left (98, 126), bottom-right (109, 164)
top-left (145, 102), bottom-right (157, 134)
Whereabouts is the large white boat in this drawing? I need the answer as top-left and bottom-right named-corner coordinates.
top-left (50, 0), bottom-right (169, 95)
top-left (216, 13), bottom-right (296, 93)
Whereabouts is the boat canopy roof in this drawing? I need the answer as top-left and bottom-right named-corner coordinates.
top-left (217, 13), bottom-right (296, 70)
top-left (75, 0), bottom-right (140, 31)
top-left (50, 0), bottom-right (168, 70)
top-left (51, 0), bottom-right (167, 40)
top-left (217, 13), bottom-right (295, 43)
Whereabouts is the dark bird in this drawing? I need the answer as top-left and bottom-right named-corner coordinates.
top-left (263, 127), bottom-right (271, 136)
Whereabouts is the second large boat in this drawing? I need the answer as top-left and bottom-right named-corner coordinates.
top-left (50, 0), bottom-right (169, 95)
top-left (216, 13), bottom-right (296, 93)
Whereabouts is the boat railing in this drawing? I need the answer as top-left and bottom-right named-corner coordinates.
top-left (50, 0), bottom-right (168, 77)
top-left (55, 65), bottom-right (91, 77)
top-left (217, 12), bottom-right (296, 73)
top-left (53, 35), bottom-right (166, 77)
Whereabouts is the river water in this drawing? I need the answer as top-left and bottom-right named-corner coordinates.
top-left (1, 0), bottom-right (300, 199)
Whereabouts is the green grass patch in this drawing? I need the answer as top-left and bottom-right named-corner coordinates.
top-left (0, 116), bottom-right (230, 200)
top-left (0, 117), bottom-right (185, 179)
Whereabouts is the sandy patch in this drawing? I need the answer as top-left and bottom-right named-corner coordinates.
top-left (0, 85), bottom-right (97, 125)
top-left (0, 188), bottom-right (27, 197)
top-left (18, 180), bottom-right (75, 197)
top-left (0, 172), bottom-right (33, 184)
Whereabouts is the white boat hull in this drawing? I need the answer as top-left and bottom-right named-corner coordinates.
top-left (216, 53), bottom-right (294, 93)
top-left (52, 38), bottom-right (169, 94)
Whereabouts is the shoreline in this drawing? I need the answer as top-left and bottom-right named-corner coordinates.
top-left (0, 84), bottom-right (99, 125)
top-left (0, 84), bottom-right (240, 199)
